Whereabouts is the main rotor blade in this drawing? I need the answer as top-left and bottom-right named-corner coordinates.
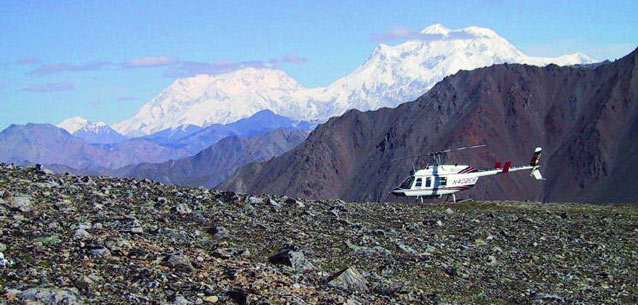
top-left (439, 144), bottom-right (487, 154)
top-left (391, 154), bottom-right (427, 162)
top-left (391, 144), bottom-right (487, 162)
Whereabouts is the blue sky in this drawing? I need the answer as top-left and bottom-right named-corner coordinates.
top-left (0, 0), bottom-right (636, 130)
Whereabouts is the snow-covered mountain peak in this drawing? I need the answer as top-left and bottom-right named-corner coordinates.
top-left (58, 117), bottom-right (107, 134)
top-left (420, 23), bottom-right (451, 35)
top-left (113, 67), bottom-right (306, 136)
top-left (206, 67), bottom-right (304, 94)
top-left (57, 117), bottom-right (126, 144)
top-left (456, 26), bottom-right (500, 39)
top-left (114, 25), bottom-right (596, 136)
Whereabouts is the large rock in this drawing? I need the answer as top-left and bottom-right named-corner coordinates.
top-left (268, 244), bottom-right (313, 270)
top-left (9, 195), bottom-right (32, 212)
top-left (19, 287), bottom-right (84, 305)
top-left (327, 267), bottom-right (368, 291)
top-left (166, 254), bottom-right (195, 272)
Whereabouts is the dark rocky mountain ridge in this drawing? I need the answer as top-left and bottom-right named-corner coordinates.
top-left (222, 48), bottom-right (638, 203)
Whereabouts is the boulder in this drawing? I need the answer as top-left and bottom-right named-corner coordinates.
top-left (167, 254), bottom-right (195, 272)
top-left (327, 267), bottom-right (368, 291)
top-left (268, 244), bottom-right (313, 270)
top-left (19, 287), bottom-right (84, 305)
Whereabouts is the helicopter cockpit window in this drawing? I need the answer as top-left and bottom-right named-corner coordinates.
top-left (415, 178), bottom-right (422, 188)
top-left (399, 176), bottom-right (415, 189)
top-left (426, 177), bottom-right (431, 187)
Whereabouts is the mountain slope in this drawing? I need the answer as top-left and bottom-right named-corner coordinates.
top-left (0, 124), bottom-right (187, 169)
top-left (58, 117), bottom-right (127, 144)
top-left (114, 24), bottom-right (594, 136)
top-left (221, 47), bottom-right (638, 203)
top-left (171, 110), bottom-right (315, 155)
top-left (116, 129), bottom-right (309, 187)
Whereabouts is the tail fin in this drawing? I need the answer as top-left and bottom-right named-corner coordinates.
top-left (530, 147), bottom-right (542, 166)
top-left (529, 147), bottom-right (546, 180)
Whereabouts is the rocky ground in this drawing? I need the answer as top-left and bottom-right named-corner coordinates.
top-left (0, 164), bottom-right (636, 304)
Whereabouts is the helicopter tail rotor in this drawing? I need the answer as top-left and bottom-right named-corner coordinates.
top-left (529, 147), bottom-right (546, 180)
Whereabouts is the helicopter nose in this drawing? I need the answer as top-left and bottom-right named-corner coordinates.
top-left (391, 188), bottom-right (406, 197)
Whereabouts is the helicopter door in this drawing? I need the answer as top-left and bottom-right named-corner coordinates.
top-left (415, 178), bottom-right (422, 189)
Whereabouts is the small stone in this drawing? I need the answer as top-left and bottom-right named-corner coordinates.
top-left (206, 226), bottom-right (228, 238)
top-left (34, 164), bottom-right (54, 175)
top-left (445, 207), bottom-right (454, 214)
top-left (73, 228), bottom-right (91, 240)
top-left (90, 248), bottom-right (112, 258)
top-left (173, 203), bottom-right (193, 215)
top-left (436, 220), bottom-right (444, 226)
top-left (173, 294), bottom-right (191, 305)
top-left (80, 176), bottom-right (93, 184)
top-left (75, 275), bottom-right (94, 290)
top-left (204, 295), bottom-right (219, 303)
top-left (226, 289), bottom-right (248, 305)
top-left (0, 252), bottom-right (11, 268)
top-left (219, 192), bottom-right (241, 204)
top-left (268, 199), bottom-right (280, 207)
top-left (130, 227), bottom-right (144, 234)
top-left (212, 248), bottom-right (232, 259)
top-left (246, 196), bottom-right (263, 205)
top-left (397, 243), bottom-right (419, 255)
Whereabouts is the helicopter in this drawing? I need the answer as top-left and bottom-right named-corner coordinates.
top-left (391, 144), bottom-right (545, 203)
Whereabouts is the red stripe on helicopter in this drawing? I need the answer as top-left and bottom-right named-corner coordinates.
top-left (458, 167), bottom-right (477, 174)
top-left (502, 162), bottom-right (511, 173)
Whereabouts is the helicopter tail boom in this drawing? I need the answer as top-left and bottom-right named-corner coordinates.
top-left (476, 147), bottom-right (545, 179)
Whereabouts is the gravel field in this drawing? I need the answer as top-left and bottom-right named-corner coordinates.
top-left (1, 164), bottom-right (636, 304)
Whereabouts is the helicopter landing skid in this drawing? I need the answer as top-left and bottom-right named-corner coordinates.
top-left (444, 194), bottom-right (472, 203)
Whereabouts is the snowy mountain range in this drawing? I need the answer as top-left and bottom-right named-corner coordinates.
top-left (112, 24), bottom-right (595, 137)
top-left (58, 117), bottom-right (127, 144)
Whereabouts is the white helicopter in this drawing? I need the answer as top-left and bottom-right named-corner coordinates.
top-left (391, 144), bottom-right (545, 203)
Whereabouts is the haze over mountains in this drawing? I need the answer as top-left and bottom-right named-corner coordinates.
top-left (58, 117), bottom-right (127, 144)
top-left (0, 110), bottom-right (313, 171)
top-left (116, 128), bottom-right (309, 188)
top-left (113, 24), bottom-right (593, 137)
top-left (221, 47), bottom-right (638, 203)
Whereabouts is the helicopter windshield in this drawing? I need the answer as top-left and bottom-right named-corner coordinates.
top-left (398, 176), bottom-right (415, 189)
